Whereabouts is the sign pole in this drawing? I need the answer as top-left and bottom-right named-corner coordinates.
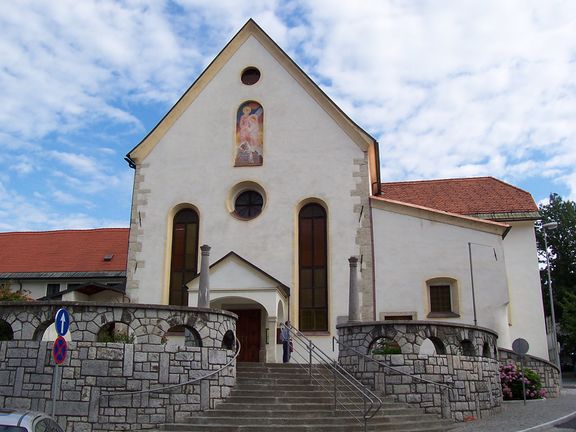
top-left (51, 364), bottom-right (60, 417)
top-left (520, 355), bottom-right (527, 406)
top-left (512, 338), bottom-right (530, 406)
top-left (51, 308), bottom-right (70, 418)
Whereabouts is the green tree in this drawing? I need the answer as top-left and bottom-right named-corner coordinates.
top-left (536, 193), bottom-right (576, 357)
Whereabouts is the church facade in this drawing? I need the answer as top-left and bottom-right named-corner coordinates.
top-left (121, 20), bottom-right (548, 363)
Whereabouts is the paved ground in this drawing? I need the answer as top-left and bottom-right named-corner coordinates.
top-left (450, 373), bottom-right (576, 432)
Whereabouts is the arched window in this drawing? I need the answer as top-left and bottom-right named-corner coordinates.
top-left (298, 203), bottom-right (328, 331)
top-left (170, 208), bottom-right (199, 306)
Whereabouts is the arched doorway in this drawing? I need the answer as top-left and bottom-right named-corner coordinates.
top-left (211, 297), bottom-right (265, 363)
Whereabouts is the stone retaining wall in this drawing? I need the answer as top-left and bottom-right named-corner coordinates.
top-left (0, 301), bottom-right (236, 345)
top-left (0, 341), bottom-right (235, 431)
top-left (0, 302), bottom-right (237, 431)
top-left (339, 352), bottom-right (501, 421)
top-left (498, 348), bottom-right (560, 398)
top-left (337, 321), bottom-right (502, 421)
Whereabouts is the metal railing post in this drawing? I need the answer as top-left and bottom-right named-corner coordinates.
top-left (363, 395), bottom-right (367, 432)
top-left (333, 360), bottom-right (338, 410)
top-left (308, 339), bottom-right (313, 379)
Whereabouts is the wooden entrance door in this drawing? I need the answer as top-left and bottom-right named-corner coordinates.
top-left (231, 309), bottom-right (261, 362)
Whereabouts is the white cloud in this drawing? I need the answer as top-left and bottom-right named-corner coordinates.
top-left (294, 0), bottom-right (576, 199)
top-left (1, 0), bottom-right (575, 231)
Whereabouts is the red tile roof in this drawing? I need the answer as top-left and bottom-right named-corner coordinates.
top-left (0, 228), bottom-right (129, 274)
top-left (380, 177), bottom-right (539, 219)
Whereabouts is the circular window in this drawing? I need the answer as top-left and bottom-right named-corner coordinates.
top-left (241, 67), bottom-right (261, 85)
top-left (234, 190), bottom-right (263, 219)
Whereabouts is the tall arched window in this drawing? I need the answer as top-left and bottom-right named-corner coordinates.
top-left (298, 203), bottom-right (328, 331)
top-left (169, 209), bottom-right (199, 306)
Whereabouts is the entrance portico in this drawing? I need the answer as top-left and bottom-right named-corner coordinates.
top-left (187, 251), bottom-right (289, 362)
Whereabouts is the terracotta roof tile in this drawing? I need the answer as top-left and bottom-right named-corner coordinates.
top-left (380, 177), bottom-right (539, 219)
top-left (0, 228), bottom-right (129, 274)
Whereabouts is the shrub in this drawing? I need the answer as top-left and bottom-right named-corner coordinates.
top-left (371, 337), bottom-right (402, 355)
top-left (0, 285), bottom-right (32, 302)
top-left (499, 363), bottom-right (546, 400)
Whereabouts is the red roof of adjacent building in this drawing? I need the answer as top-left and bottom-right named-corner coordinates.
top-left (380, 177), bottom-right (539, 220)
top-left (0, 228), bottom-right (129, 274)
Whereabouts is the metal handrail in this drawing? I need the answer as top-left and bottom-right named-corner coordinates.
top-left (287, 325), bottom-right (382, 432)
top-left (100, 338), bottom-right (241, 398)
top-left (333, 336), bottom-right (453, 418)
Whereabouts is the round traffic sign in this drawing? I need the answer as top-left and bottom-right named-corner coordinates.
top-left (512, 338), bottom-right (529, 356)
top-left (52, 336), bottom-right (68, 365)
top-left (55, 308), bottom-right (70, 337)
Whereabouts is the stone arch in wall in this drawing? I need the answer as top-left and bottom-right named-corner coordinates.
top-left (97, 321), bottom-right (135, 343)
top-left (163, 325), bottom-right (202, 347)
top-left (369, 336), bottom-right (401, 355)
top-left (459, 339), bottom-right (476, 356)
top-left (33, 319), bottom-right (55, 341)
top-left (222, 330), bottom-right (236, 350)
top-left (482, 342), bottom-right (492, 358)
top-left (419, 336), bottom-right (447, 355)
top-left (0, 319), bottom-right (14, 341)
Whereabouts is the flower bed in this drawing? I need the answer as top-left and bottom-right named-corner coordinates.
top-left (500, 363), bottom-right (546, 400)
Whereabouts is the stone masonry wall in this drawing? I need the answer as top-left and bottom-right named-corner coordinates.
top-left (498, 348), bottom-right (560, 398)
top-left (0, 302), bottom-right (237, 431)
top-left (0, 301), bottom-right (236, 345)
top-left (337, 321), bottom-right (502, 421)
top-left (339, 352), bottom-right (501, 421)
top-left (352, 152), bottom-right (375, 320)
top-left (0, 341), bottom-right (235, 431)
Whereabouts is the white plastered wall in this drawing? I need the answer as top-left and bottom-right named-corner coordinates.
top-left (372, 206), bottom-right (512, 347)
top-left (129, 35), bottom-right (368, 347)
top-left (502, 221), bottom-right (548, 359)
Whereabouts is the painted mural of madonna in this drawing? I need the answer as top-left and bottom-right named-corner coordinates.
top-left (235, 101), bottom-right (263, 166)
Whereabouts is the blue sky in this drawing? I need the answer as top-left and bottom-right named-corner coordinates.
top-left (1, 0), bottom-right (575, 232)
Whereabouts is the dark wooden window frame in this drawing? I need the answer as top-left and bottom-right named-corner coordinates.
top-left (169, 208), bottom-right (199, 306)
top-left (427, 280), bottom-right (460, 318)
top-left (298, 203), bottom-right (328, 332)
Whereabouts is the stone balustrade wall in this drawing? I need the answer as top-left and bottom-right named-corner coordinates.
top-left (337, 321), bottom-right (503, 421)
top-left (0, 301), bottom-right (236, 345)
top-left (0, 302), bottom-right (237, 431)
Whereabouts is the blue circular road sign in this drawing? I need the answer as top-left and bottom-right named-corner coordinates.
top-left (55, 308), bottom-right (70, 337)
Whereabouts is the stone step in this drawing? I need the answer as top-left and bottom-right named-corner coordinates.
top-left (156, 363), bottom-right (456, 432)
top-left (156, 422), bottom-right (453, 432)
top-left (198, 405), bottom-right (417, 418)
top-left (184, 414), bottom-right (447, 426)
top-left (215, 402), bottom-right (375, 411)
top-left (236, 377), bottom-right (333, 385)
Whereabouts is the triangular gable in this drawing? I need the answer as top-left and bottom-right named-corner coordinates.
top-left (187, 251), bottom-right (290, 297)
top-left (127, 19), bottom-right (377, 163)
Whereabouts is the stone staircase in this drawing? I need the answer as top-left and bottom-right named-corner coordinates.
top-left (156, 362), bottom-right (455, 431)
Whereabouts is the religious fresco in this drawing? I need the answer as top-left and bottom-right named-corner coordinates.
top-left (235, 101), bottom-right (263, 166)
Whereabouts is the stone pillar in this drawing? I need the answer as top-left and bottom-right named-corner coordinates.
top-left (266, 316), bottom-right (278, 363)
top-left (198, 245), bottom-right (211, 308)
top-left (348, 256), bottom-right (361, 322)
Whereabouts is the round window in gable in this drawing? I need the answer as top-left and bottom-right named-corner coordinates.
top-left (241, 67), bottom-right (261, 85)
top-left (234, 190), bottom-right (264, 219)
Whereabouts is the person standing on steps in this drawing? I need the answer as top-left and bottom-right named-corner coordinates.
top-left (280, 321), bottom-right (291, 363)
